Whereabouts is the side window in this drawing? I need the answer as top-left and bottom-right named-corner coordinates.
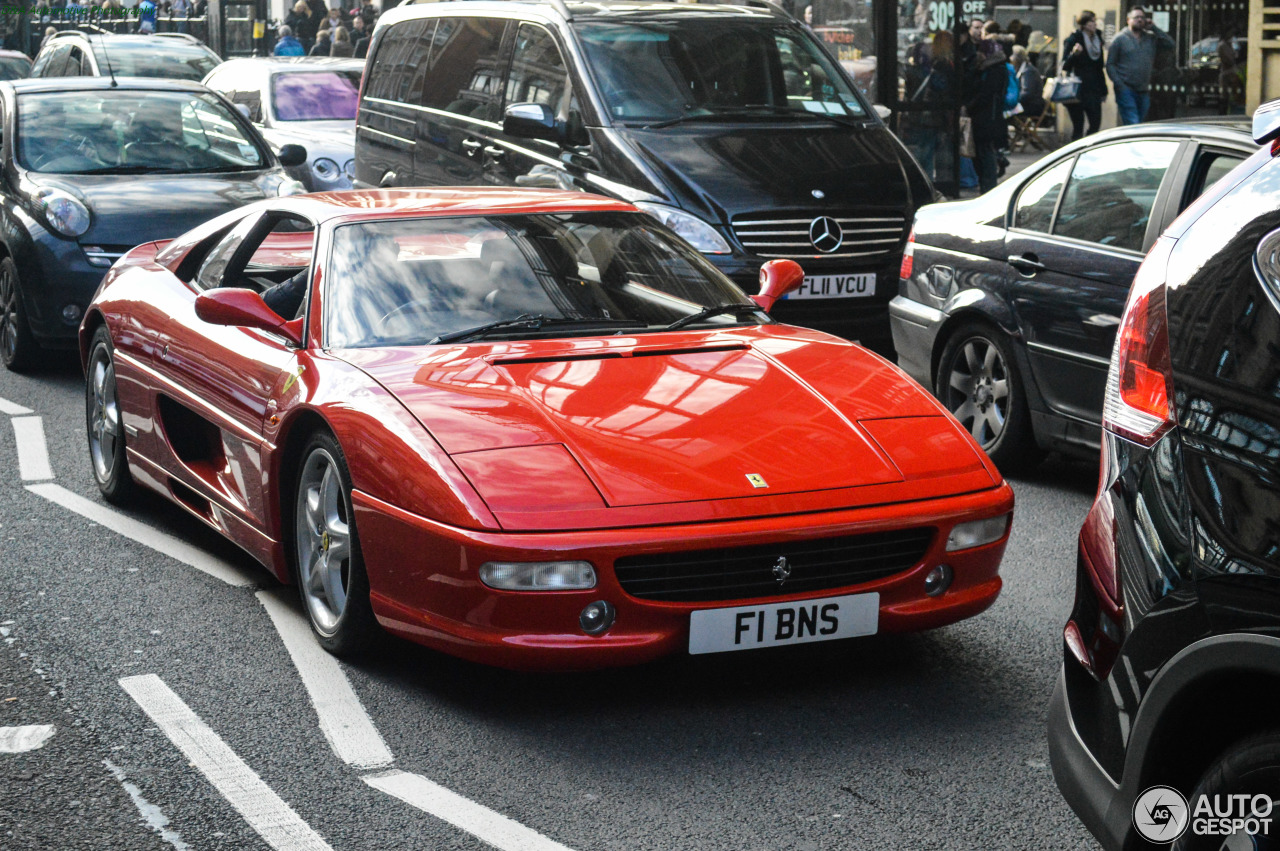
top-left (1183, 149), bottom-right (1248, 208)
top-left (1013, 159), bottom-right (1071, 234)
top-left (366, 19), bottom-right (430, 104)
top-left (506, 24), bottom-right (569, 112)
top-left (66, 48), bottom-right (83, 76)
top-left (195, 214), bottom-right (264, 291)
top-left (1053, 140), bottom-right (1181, 252)
top-left (419, 17), bottom-right (509, 122)
top-left (38, 44), bottom-right (71, 78)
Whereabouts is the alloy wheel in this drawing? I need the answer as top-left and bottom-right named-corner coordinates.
top-left (0, 261), bottom-right (17, 364)
top-left (87, 348), bottom-right (122, 484)
top-left (945, 336), bottom-right (1011, 450)
top-left (295, 448), bottom-right (353, 635)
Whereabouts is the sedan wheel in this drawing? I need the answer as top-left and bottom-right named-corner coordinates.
top-left (0, 256), bottom-right (38, 372)
top-left (937, 324), bottom-right (1041, 471)
top-left (293, 433), bottom-right (377, 655)
top-left (85, 326), bottom-right (135, 503)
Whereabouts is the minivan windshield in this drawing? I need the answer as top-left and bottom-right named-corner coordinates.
top-left (574, 19), bottom-right (867, 125)
top-left (325, 212), bottom-right (765, 348)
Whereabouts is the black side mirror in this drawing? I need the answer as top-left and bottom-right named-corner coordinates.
top-left (504, 103), bottom-right (561, 144)
top-left (277, 143), bottom-right (307, 168)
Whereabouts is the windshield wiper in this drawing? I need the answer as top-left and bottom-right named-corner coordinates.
top-left (430, 314), bottom-right (645, 345)
top-left (663, 303), bottom-right (764, 332)
top-left (67, 165), bottom-right (184, 175)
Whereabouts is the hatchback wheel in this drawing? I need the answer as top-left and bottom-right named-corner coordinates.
top-left (293, 432), bottom-right (377, 655)
top-left (936, 323), bottom-right (1041, 471)
top-left (0, 257), bottom-right (38, 372)
top-left (85, 326), bottom-right (135, 503)
top-left (1173, 731), bottom-right (1280, 851)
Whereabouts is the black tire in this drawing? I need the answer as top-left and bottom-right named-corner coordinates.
top-left (1172, 731), bottom-right (1280, 851)
top-left (85, 326), bottom-right (136, 504)
top-left (0, 256), bottom-right (39, 372)
top-left (935, 322), bottom-right (1043, 472)
top-left (291, 430), bottom-right (378, 656)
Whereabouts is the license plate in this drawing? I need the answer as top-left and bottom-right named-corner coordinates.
top-left (787, 273), bottom-right (876, 300)
top-left (688, 593), bottom-right (879, 655)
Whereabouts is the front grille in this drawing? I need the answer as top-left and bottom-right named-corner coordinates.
top-left (614, 528), bottom-right (935, 602)
top-left (731, 210), bottom-right (907, 260)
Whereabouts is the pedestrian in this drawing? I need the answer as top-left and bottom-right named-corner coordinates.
top-left (1011, 45), bottom-right (1044, 116)
top-left (137, 0), bottom-right (156, 33)
top-left (329, 25), bottom-right (352, 56)
top-left (1218, 25), bottom-right (1243, 115)
top-left (1106, 6), bottom-right (1173, 125)
top-left (351, 15), bottom-right (371, 58)
top-left (39, 25), bottom-right (57, 51)
top-left (171, 0), bottom-right (190, 32)
top-left (274, 23), bottom-right (305, 56)
top-left (358, 0), bottom-right (376, 29)
top-left (964, 38), bottom-right (1008, 194)
top-left (982, 20), bottom-right (1012, 59)
top-left (324, 6), bottom-right (343, 33)
top-left (285, 0), bottom-right (315, 51)
top-left (1061, 10), bottom-right (1107, 139)
top-left (310, 26), bottom-right (331, 56)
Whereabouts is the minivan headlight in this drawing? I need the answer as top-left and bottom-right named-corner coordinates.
top-left (479, 561), bottom-right (597, 591)
top-left (35, 188), bottom-right (90, 237)
top-left (634, 202), bottom-right (731, 254)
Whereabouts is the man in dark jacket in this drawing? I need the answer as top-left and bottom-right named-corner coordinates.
top-left (1106, 5), bottom-right (1174, 124)
top-left (965, 39), bottom-right (1008, 194)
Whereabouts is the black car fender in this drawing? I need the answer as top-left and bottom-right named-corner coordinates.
top-left (0, 194), bottom-right (48, 312)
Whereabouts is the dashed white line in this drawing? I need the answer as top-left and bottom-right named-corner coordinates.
top-left (0, 396), bottom-right (33, 416)
top-left (365, 770), bottom-right (579, 851)
top-left (0, 724), bottom-right (55, 753)
top-left (12, 416), bottom-right (54, 481)
top-left (25, 483), bottom-right (259, 587)
top-left (104, 759), bottom-right (192, 851)
top-left (256, 589), bottom-right (394, 770)
top-left (119, 674), bottom-right (335, 851)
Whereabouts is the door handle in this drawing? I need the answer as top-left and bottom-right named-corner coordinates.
top-left (1007, 254), bottom-right (1046, 274)
top-left (461, 138), bottom-right (482, 156)
top-left (482, 145), bottom-right (506, 160)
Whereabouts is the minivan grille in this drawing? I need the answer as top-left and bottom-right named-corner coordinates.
top-left (613, 527), bottom-right (935, 602)
top-left (731, 211), bottom-right (907, 260)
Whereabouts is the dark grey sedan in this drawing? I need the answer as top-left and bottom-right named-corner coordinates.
top-left (0, 77), bottom-right (306, 371)
top-left (889, 119), bottom-right (1256, 469)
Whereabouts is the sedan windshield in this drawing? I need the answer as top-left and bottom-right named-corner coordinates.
top-left (92, 43), bottom-right (221, 81)
top-left (325, 212), bottom-right (764, 348)
top-left (574, 19), bottom-right (867, 124)
top-left (271, 70), bottom-right (362, 121)
top-left (0, 56), bottom-right (30, 81)
top-left (17, 90), bottom-right (265, 174)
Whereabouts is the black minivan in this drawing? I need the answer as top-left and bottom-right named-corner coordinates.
top-left (354, 0), bottom-right (934, 354)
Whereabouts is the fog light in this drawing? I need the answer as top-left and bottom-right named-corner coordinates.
top-left (478, 561), bottom-right (596, 591)
top-left (579, 600), bottom-right (615, 635)
top-left (924, 564), bottom-right (953, 597)
top-left (946, 513), bottom-right (1011, 551)
top-left (61, 303), bottom-right (82, 323)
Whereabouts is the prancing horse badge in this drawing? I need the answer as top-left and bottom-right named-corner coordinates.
top-left (746, 473), bottom-right (769, 488)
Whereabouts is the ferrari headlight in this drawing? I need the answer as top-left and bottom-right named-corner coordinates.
top-left (312, 157), bottom-right (341, 183)
top-left (36, 189), bottom-right (90, 237)
top-left (946, 514), bottom-right (1011, 551)
top-left (479, 561), bottom-right (597, 591)
top-left (634, 202), bottom-right (731, 254)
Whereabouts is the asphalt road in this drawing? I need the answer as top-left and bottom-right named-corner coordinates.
top-left (0, 349), bottom-right (1099, 850)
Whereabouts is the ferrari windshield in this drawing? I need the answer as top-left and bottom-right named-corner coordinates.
top-left (17, 90), bottom-right (265, 174)
top-left (574, 19), bottom-right (867, 124)
top-left (324, 212), bottom-right (764, 348)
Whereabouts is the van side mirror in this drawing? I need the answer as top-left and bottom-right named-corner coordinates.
top-left (504, 103), bottom-right (562, 144)
top-left (751, 259), bottom-right (805, 313)
top-left (195, 288), bottom-right (304, 347)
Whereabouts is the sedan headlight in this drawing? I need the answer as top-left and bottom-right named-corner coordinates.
top-left (946, 514), bottom-right (1011, 551)
top-left (479, 561), bottom-right (597, 591)
top-left (311, 157), bottom-right (342, 183)
top-left (36, 189), bottom-right (90, 238)
top-left (634, 202), bottom-right (731, 254)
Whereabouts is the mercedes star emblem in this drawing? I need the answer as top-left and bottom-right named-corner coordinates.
top-left (809, 216), bottom-right (843, 253)
top-left (772, 556), bottom-right (792, 586)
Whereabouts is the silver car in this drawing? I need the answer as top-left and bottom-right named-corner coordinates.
top-left (203, 57), bottom-right (360, 191)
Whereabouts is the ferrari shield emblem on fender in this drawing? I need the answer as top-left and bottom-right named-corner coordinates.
top-left (746, 473), bottom-right (768, 488)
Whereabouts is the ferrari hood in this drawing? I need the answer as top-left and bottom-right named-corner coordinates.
top-left (339, 330), bottom-right (996, 519)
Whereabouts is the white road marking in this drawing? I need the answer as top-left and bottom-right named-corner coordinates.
top-left (0, 724), bottom-right (55, 753)
top-left (365, 770), bottom-right (579, 851)
top-left (256, 589), bottom-right (393, 770)
top-left (25, 483), bottom-right (259, 588)
top-left (0, 396), bottom-right (32, 416)
top-left (12, 416), bottom-right (54, 481)
top-left (104, 759), bottom-right (192, 851)
top-left (119, 674), bottom-right (335, 851)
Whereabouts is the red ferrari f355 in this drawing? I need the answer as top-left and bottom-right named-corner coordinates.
top-left (82, 188), bottom-right (1013, 669)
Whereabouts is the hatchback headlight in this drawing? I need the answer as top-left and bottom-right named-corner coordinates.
top-left (36, 189), bottom-right (90, 237)
top-left (946, 514), bottom-right (1011, 551)
top-left (479, 561), bottom-right (597, 591)
top-left (312, 157), bottom-right (341, 183)
top-left (634, 202), bottom-right (731, 254)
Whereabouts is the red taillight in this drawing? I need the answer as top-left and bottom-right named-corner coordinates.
top-left (899, 229), bottom-right (915, 280)
top-left (1103, 238), bottom-right (1176, 445)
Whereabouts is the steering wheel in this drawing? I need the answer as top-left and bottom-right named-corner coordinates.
top-left (375, 299), bottom-right (437, 334)
top-left (30, 134), bottom-right (102, 170)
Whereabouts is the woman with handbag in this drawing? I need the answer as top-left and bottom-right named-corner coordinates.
top-left (1061, 10), bottom-right (1107, 140)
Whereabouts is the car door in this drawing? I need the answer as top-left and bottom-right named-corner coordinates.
top-left (412, 15), bottom-right (511, 186)
top-left (150, 212), bottom-right (307, 524)
top-left (1004, 138), bottom-right (1184, 429)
